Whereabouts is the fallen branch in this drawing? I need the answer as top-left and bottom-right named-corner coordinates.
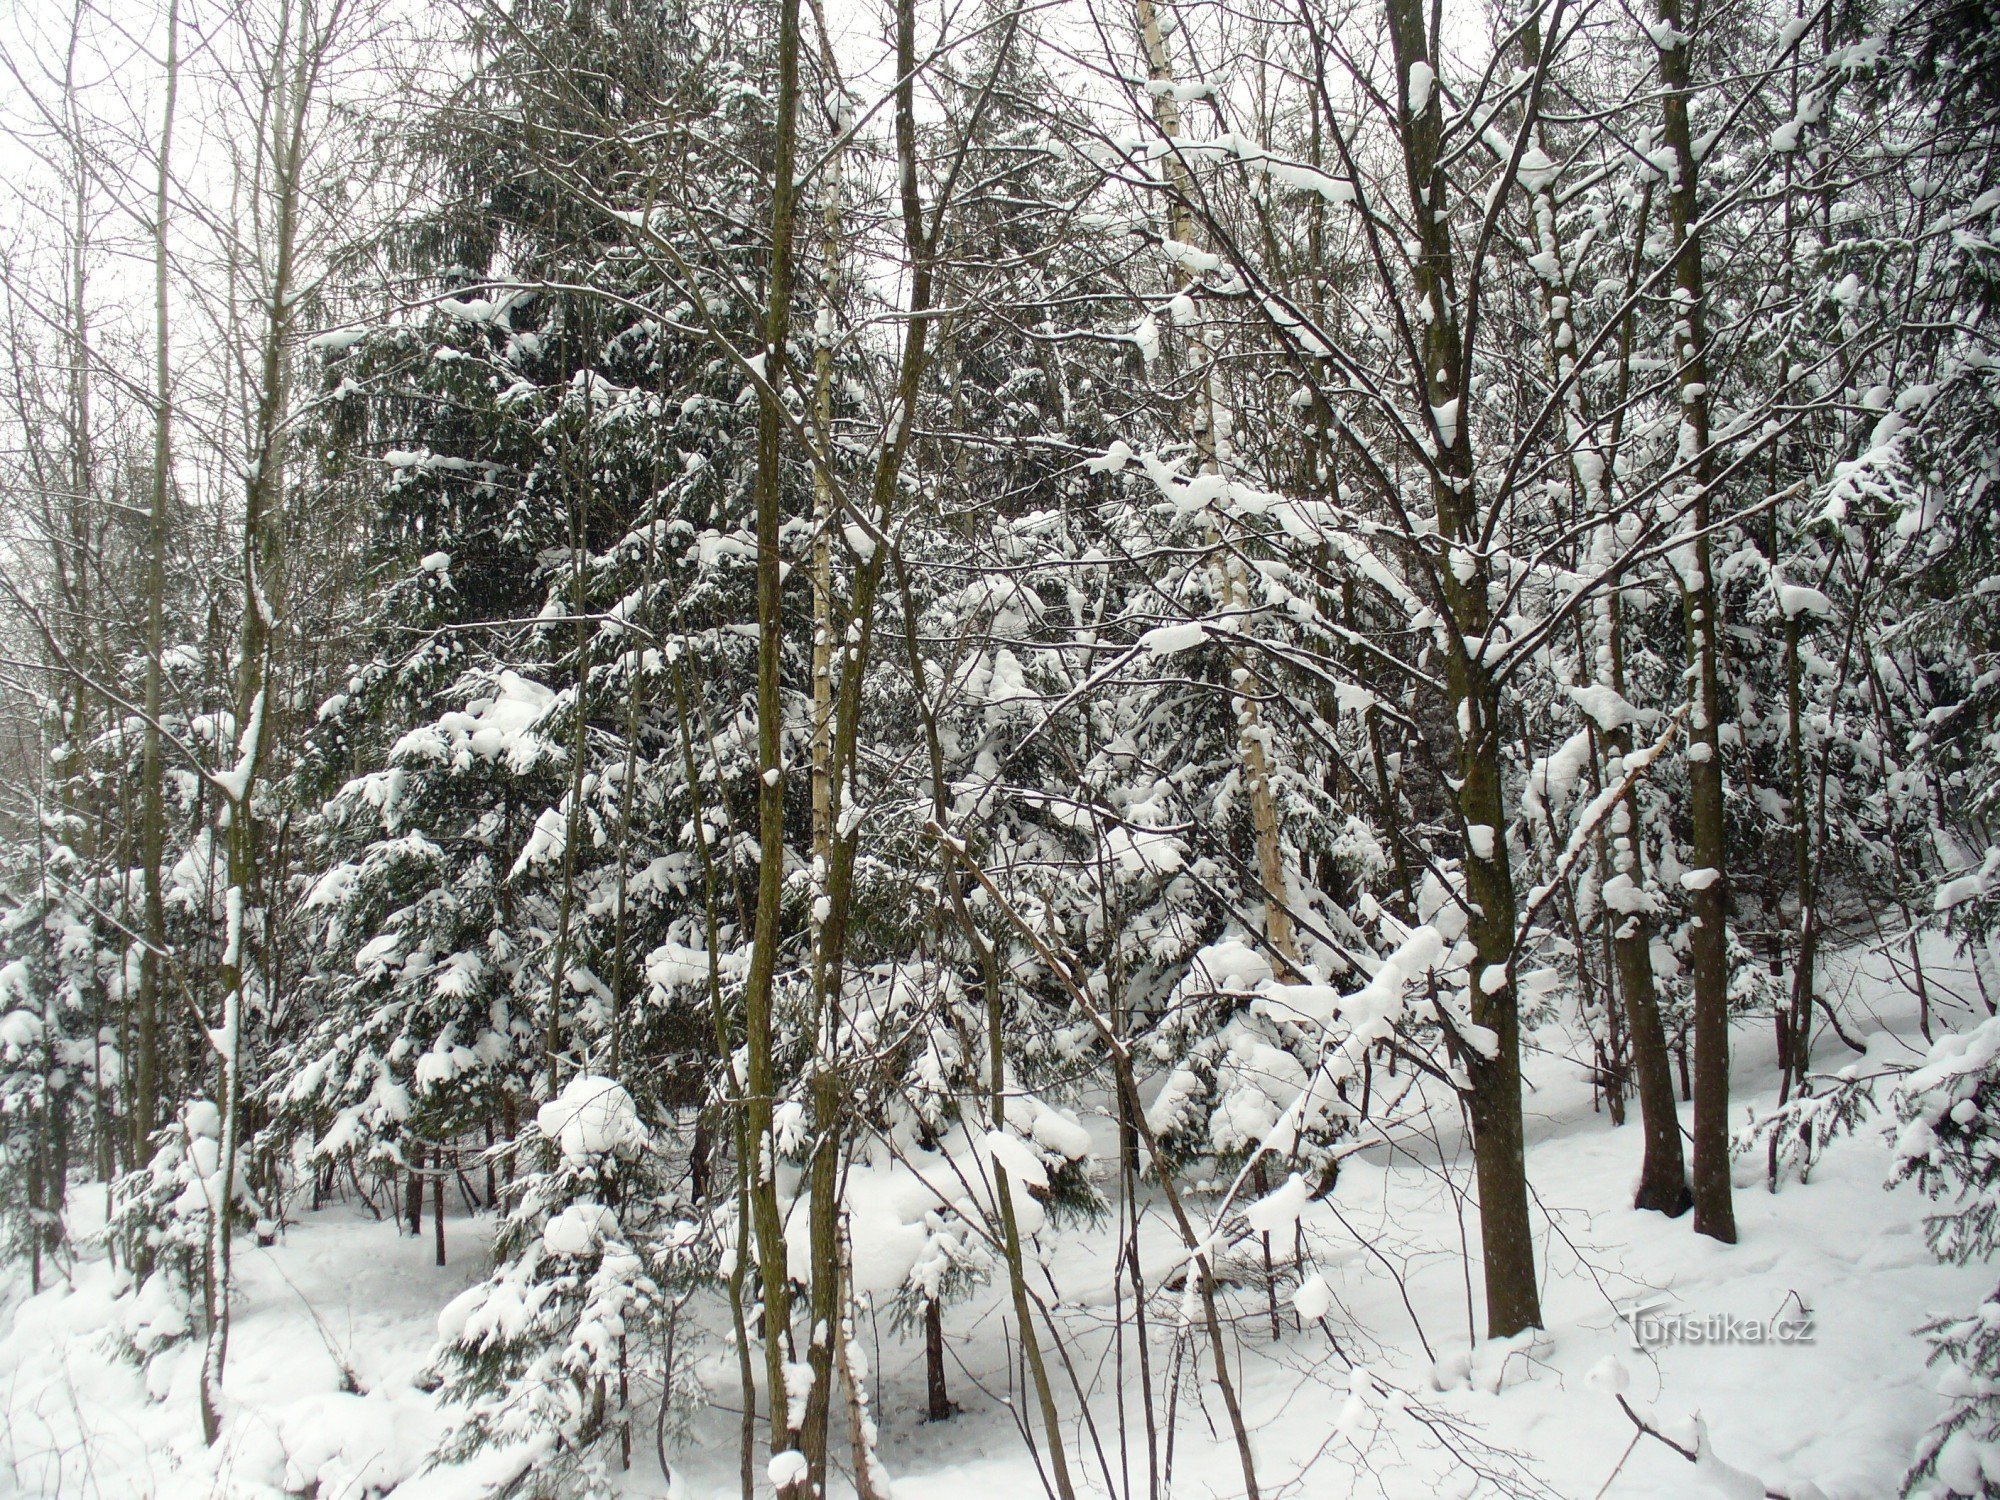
top-left (1615, 1393), bottom-right (1792, 1499)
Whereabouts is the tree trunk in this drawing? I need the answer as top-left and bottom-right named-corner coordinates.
top-left (924, 1297), bottom-right (952, 1422)
top-left (794, 0), bottom-right (957, 1479)
top-left (801, 31), bottom-right (848, 1480)
top-left (1134, 0), bottom-right (1297, 975)
top-left (889, 557), bottom-right (1076, 1498)
top-left (1781, 611), bottom-right (1817, 1106)
top-left (742, 0), bottom-right (806, 1478)
top-left (407, 1142), bottom-right (422, 1236)
top-left (133, 0), bottom-right (180, 1177)
top-left (203, 5), bottom-right (315, 1439)
top-left (1653, 0), bottom-right (1737, 1244)
top-left (668, 664), bottom-right (759, 1500)
top-left (1605, 597), bottom-right (1692, 1216)
top-left (1384, 0), bottom-right (1543, 1336)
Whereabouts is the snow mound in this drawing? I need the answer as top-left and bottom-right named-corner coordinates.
top-left (536, 1076), bottom-right (646, 1165)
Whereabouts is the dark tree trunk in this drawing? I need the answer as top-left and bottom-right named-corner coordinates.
top-left (406, 1141), bottom-right (423, 1237)
top-left (925, 1297), bottom-right (952, 1422)
top-left (1382, 0), bottom-right (1543, 1339)
top-left (1652, 0), bottom-right (1737, 1244)
top-left (1614, 916), bottom-right (1694, 1216)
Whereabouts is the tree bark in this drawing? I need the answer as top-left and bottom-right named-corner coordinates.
top-left (924, 1297), bottom-right (952, 1422)
top-left (1133, 0), bottom-right (1298, 975)
top-left (134, 0), bottom-right (180, 1175)
top-left (1652, 0), bottom-right (1737, 1244)
top-left (1606, 595), bottom-right (1692, 1216)
top-left (742, 0), bottom-right (806, 1478)
top-left (1384, 0), bottom-right (1543, 1335)
top-left (202, 0), bottom-right (318, 1439)
top-left (406, 1141), bottom-right (423, 1236)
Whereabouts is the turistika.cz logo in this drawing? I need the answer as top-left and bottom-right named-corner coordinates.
top-left (1623, 1294), bottom-right (1816, 1348)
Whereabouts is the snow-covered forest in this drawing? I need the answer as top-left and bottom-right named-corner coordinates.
top-left (0, 0), bottom-right (1995, 1491)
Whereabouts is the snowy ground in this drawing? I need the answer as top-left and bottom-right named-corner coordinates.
top-left (1, 928), bottom-right (1990, 1499)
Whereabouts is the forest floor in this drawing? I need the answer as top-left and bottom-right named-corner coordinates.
top-left (0, 927), bottom-right (1990, 1499)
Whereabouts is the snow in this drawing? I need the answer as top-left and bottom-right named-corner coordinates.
top-left (983, 1126), bottom-right (1049, 1191)
top-left (1, 1006), bottom-right (46, 1052)
top-left (1602, 872), bottom-right (1659, 915)
top-left (836, 1161), bottom-right (950, 1299)
top-left (1024, 1102), bottom-right (1092, 1161)
top-left (1776, 581), bottom-right (1833, 619)
top-left (1084, 439), bottom-right (1135, 474)
top-left (1130, 312), bottom-right (1160, 364)
top-left (1293, 1272), bottom-right (1333, 1322)
top-left (1430, 397), bottom-right (1460, 449)
top-left (1406, 59), bottom-right (1435, 115)
top-left (1158, 238), bottom-right (1221, 276)
top-left (1138, 620), bottom-right (1208, 655)
top-left (1934, 849), bottom-right (1997, 909)
top-left (535, 1075), bottom-right (646, 1165)
top-left (1243, 1171), bottom-right (1310, 1236)
top-left (509, 805), bottom-right (568, 874)
top-left (307, 325), bottom-right (367, 351)
top-left (769, 1449), bottom-right (809, 1487)
top-left (1102, 824), bottom-right (1185, 876)
top-left (542, 1200), bottom-right (619, 1256)
top-left (6, 932), bottom-right (1995, 1500)
top-left (0, 1198), bottom-right (475, 1499)
top-left (1516, 145), bottom-right (1559, 192)
top-left (354, 930), bottom-right (404, 973)
top-left (1266, 159), bottom-right (1354, 205)
top-left (1566, 681), bottom-right (1645, 730)
top-left (392, 671), bottom-right (557, 775)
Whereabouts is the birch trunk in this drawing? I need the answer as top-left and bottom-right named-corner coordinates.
top-left (1133, 0), bottom-right (1297, 974)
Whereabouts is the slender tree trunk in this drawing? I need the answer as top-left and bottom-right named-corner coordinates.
top-left (985, 968), bottom-right (1080, 1500)
top-left (888, 543), bottom-right (1076, 1499)
top-left (837, 1230), bottom-right (885, 1500)
top-left (795, 0), bottom-right (964, 1476)
top-left (134, 0), bottom-right (180, 1176)
top-left (1781, 611), bottom-right (1818, 1107)
top-left (1514, 14), bottom-right (1685, 1213)
top-left (924, 1297), bottom-right (952, 1422)
top-left (666, 664), bottom-right (757, 1500)
top-left (742, 0), bottom-right (805, 1467)
top-left (406, 1141), bottom-right (423, 1236)
top-left (1606, 595), bottom-right (1693, 1215)
top-left (801, 28), bottom-right (849, 1479)
top-left (544, 463), bottom-right (593, 1096)
top-left (1133, 0), bottom-right (1297, 974)
top-left (1383, 0), bottom-right (1542, 1336)
top-left (202, 2), bottom-right (316, 1439)
top-left (1653, 0), bottom-right (1737, 1244)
